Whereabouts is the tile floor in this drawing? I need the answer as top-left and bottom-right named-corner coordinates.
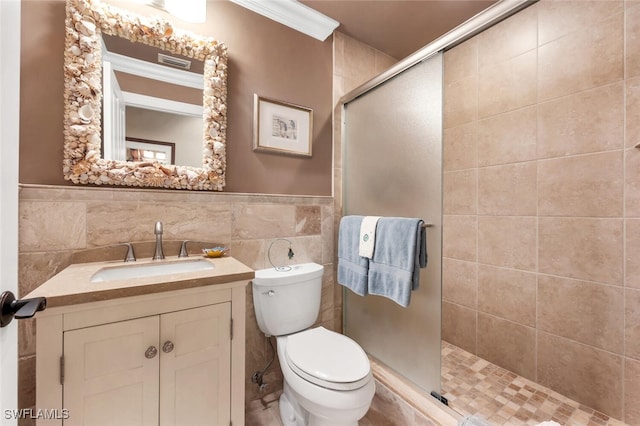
top-left (245, 341), bottom-right (630, 426)
top-left (441, 342), bottom-right (628, 426)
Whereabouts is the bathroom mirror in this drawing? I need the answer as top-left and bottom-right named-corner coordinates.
top-left (63, 0), bottom-right (228, 190)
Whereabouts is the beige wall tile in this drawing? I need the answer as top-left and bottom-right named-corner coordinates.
top-left (477, 313), bottom-right (536, 381)
top-left (86, 201), bottom-right (232, 247)
top-left (478, 162), bottom-right (537, 216)
top-left (538, 151), bottom-right (623, 217)
top-left (443, 215), bottom-right (477, 262)
top-left (443, 122), bottom-right (477, 171)
top-left (477, 106), bottom-right (537, 167)
top-left (442, 258), bottom-right (477, 309)
top-left (477, 5), bottom-right (537, 68)
top-left (342, 35), bottom-right (376, 84)
top-left (538, 218), bottom-right (623, 285)
top-left (442, 301), bottom-right (477, 354)
top-left (625, 148), bottom-right (640, 217)
top-left (537, 0), bottom-right (623, 45)
top-left (626, 219), bottom-right (640, 289)
top-left (443, 170), bottom-right (477, 215)
top-left (537, 83), bottom-right (624, 158)
top-left (627, 76), bottom-right (640, 148)
top-left (228, 239), bottom-right (265, 271)
top-left (18, 356), bottom-right (36, 410)
top-left (444, 37), bottom-right (477, 85)
top-left (538, 13), bottom-right (624, 101)
top-left (444, 75), bottom-right (478, 129)
top-left (19, 201), bottom-right (86, 251)
top-left (264, 235), bottom-right (322, 268)
top-left (295, 205), bottom-right (321, 236)
top-left (375, 50), bottom-right (398, 74)
top-left (478, 265), bottom-right (536, 327)
top-left (478, 50), bottom-right (537, 118)
top-left (626, 288), bottom-right (640, 359)
top-left (627, 4), bottom-right (640, 78)
top-left (232, 204), bottom-right (295, 240)
top-left (478, 216), bottom-right (537, 271)
top-left (625, 357), bottom-right (640, 425)
top-left (321, 204), bottom-right (335, 265)
top-left (537, 332), bottom-right (623, 419)
top-left (538, 275), bottom-right (624, 352)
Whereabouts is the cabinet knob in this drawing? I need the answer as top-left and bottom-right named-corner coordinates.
top-left (145, 346), bottom-right (158, 359)
top-left (162, 341), bottom-right (174, 353)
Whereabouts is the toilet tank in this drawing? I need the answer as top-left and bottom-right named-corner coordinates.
top-left (252, 263), bottom-right (324, 336)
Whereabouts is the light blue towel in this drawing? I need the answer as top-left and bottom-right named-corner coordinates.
top-left (368, 217), bottom-right (427, 307)
top-left (337, 216), bottom-right (369, 296)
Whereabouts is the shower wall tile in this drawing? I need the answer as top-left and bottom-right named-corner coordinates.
top-left (537, 151), bottom-right (623, 217)
top-left (478, 216), bottom-right (537, 271)
top-left (624, 357), bottom-right (640, 425)
top-left (537, 83), bottom-right (624, 158)
top-left (478, 50), bottom-right (537, 118)
top-left (443, 123), bottom-right (477, 171)
top-left (442, 301), bottom-right (477, 354)
top-left (625, 148), bottom-right (640, 217)
top-left (443, 170), bottom-right (477, 215)
top-left (537, 332), bottom-right (623, 419)
top-left (477, 162), bottom-right (537, 216)
top-left (477, 106), bottom-right (537, 167)
top-left (477, 5), bottom-right (537, 68)
top-left (444, 37), bottom-right (476, 85)
top-left (477, 265), bottom-right (536, 327)
top-left (625, 219), bottom-right (640, 289)
top-left (538, 275), bottom-right (624, 353)
top-left (444, 75), bottom-right (478, 128)
top-left (627, 3), bottom-right (640, 78)
top-left (625, 288), bottom-right (640, 359)
top-left (537, 13), bottom-right (624, 101)
top-left (538, 218), bottom-right (623, 285)
top-left (442, 258), bottom-right (477, 309)
top-left (626, 76), bottom-right (640, 148)
top-left (537, 0), bottom-right (623, 46)
top-left (477, 313), bottom-right (536, 381)
top-left (443, 215), bottom-right (477, 262)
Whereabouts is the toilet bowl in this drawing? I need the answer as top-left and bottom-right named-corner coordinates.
top-left (252, 263), bottom-right (375, 426)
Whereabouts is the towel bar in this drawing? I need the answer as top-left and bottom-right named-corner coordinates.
top-left (422, 223), bottom-right (433, 228)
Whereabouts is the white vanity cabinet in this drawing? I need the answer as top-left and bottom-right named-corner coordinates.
top-left (33, 276), bottom-right (248, 426)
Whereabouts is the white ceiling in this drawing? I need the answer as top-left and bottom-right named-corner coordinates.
top-left (299, 0), bottom-right (498, 59)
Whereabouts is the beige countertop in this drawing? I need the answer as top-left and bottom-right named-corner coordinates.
top-left (25, 256), bottom-right (255, 308)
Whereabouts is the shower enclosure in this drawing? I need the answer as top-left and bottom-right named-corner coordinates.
top-left (341, 53), bottom-right (444, 395)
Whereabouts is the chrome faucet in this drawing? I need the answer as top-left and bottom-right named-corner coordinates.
top-left (153, 221), bottom-right (165, 260)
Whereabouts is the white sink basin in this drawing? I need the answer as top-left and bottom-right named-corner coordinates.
top-left (91, 259), bottom-right (215, 283)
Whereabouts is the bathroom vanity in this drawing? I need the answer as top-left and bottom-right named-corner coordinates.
top-left (25, 256), bottom-right (253, 426)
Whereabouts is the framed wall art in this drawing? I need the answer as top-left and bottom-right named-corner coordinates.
top-left (253, 94), bottom-right (313, 157)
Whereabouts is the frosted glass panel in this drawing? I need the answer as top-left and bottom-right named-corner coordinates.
top-left (343, 53), bottom-right (443, 394)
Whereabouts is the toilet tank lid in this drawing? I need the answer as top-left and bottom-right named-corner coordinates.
top-left (285, 327), bottom-right (370, 385)
top-left (253, 263), bottom-right (324, 286)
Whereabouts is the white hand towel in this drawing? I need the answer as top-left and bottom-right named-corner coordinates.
top-left (359, 216), bottom-right (380, 259)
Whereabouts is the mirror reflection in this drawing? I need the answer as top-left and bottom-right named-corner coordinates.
top-left (63, 0), bottom-right (228, 190)
top-left (101, 34), bottom-right (204, 168)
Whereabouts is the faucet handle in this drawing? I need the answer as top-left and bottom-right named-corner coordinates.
top-left (117, 243), bottom-right (136, 262)
top-left (179, 240), bottom-right (191, 258)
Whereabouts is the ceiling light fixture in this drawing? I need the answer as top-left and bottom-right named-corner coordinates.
top-left (229, 0), bottom-right (339, 42)
top-left (148, 0), bottom-right (206, 24)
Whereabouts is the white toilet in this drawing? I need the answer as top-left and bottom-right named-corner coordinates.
top-left (252, 263), bottom-right (375, 426)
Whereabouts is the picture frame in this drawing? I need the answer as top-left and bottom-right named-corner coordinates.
top-left (125, 137), bottom-right (176, 165)
top-left (253, 94), bottom-right (313, 157)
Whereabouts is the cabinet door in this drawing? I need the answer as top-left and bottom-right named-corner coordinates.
top-left (159, 303), bottom-right (231, 426)
top-left (63, 316), bottom-right (160, 426)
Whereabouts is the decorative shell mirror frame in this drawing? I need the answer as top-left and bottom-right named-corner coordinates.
top-left (63, 0), bottom-right (228, 190)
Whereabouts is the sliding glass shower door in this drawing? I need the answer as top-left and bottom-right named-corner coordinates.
top-left (342, 52), bottom-right (443, 394)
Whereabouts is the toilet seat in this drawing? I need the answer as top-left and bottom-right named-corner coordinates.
top-left (285, 327), bottom-right (371, 391)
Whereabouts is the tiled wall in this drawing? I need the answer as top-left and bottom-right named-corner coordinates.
top-left (17, 184), bottom-right (335, 411)
top-left (442, 1), bottom-right (640, 423)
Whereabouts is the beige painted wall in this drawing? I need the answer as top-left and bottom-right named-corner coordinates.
top-left (442, 1), bottom-right (640, 423)
top-left (19, 0), bottom-right (333, 195)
